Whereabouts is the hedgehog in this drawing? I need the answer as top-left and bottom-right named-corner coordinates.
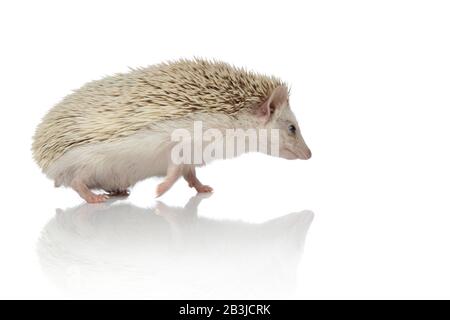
top-left (32, 58), bottom-right (311, 203)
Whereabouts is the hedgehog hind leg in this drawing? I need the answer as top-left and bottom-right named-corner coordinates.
top-left (71, 179), bottom-right (109, 203)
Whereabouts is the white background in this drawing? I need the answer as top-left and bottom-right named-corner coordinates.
top-left (0, 0), bottom-right (449, 299)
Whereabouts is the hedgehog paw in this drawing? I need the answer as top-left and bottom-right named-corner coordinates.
top-left (194, 184), bottom-right (214, 193)
top-left (85, 194), bottom-right (109, 203)
top-left (156, 182), bottom-right (171, 198)
top-left (72, 180), bottom-right (109, 204)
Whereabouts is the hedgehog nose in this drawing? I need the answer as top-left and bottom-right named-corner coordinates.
top-left (305, 149), bottom-right (312, 159)
top-left (301, 148), bottom-right (312, 160)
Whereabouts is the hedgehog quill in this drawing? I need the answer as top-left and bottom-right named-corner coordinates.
top-left (32, 58), bottom-right (311, 203)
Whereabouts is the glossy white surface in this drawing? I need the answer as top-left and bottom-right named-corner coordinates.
top-left (37, 195), bottom-right (313, 299)
top-left (1, 0), bottom-right (450, 299)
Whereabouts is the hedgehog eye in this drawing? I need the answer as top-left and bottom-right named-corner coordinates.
top-left (288, 124), bottom-right (296, 134)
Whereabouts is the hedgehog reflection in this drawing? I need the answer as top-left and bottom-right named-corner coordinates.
top-left (37, 195), bottom-right (313, 299)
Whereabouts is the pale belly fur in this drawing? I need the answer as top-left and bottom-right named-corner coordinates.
top-left (44, 113), bottom-right (252, 191)
top-left (45, 130), bottom-right (172, 191)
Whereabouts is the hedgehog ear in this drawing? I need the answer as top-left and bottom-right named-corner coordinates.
top-left (255, 86), bottom-right (289, 123)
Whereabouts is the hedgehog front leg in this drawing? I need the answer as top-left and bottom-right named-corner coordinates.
top-left (71, 179), bottom-right (109, 203)
top-left (183, 166), bottom-right (213, 193)
top-left (155, 163), bottom-right (183, 197)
